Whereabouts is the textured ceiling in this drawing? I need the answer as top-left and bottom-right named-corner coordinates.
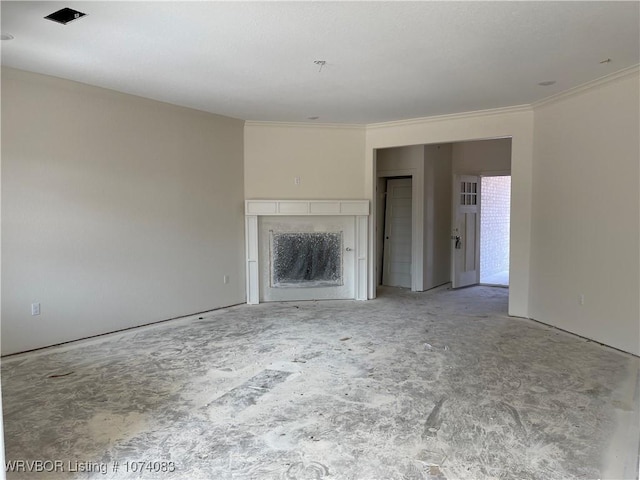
top-left (1, 1), bottom-right (639, 124)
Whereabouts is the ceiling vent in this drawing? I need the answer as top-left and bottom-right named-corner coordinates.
top-left (44, 8), bottom-right (86, 25)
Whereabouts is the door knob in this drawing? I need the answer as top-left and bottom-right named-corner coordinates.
top-left (345, 247), bottom-right (353, 251)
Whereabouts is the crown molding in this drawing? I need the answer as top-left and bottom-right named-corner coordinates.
top-left (366, 104), bottom-right (533, 130)
top-left (244, 120), bottom-right (365, 130)
top-left (245, 66), bottom-right (638, 130)
top-left (532, 64), bottom-right (640, 109)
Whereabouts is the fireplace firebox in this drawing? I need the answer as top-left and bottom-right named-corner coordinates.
top-left (270, 231), bottom-right (343, 288)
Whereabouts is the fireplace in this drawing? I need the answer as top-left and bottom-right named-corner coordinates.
top-left (245, 200), bottom-right (369, 304)
top-left (270, 231), bottom-right (343, 288)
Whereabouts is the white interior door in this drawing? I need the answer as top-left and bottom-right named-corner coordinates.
top-left (452, 175), bottom-right (480, 288)
top-left (383, 178), bottom-right (412, 288)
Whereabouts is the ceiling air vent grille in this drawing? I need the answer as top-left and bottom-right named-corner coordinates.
top-left (45, 8), bottom-right (86, 25)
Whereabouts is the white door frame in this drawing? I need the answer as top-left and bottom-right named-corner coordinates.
top-left (376, 168), bottom-right (423, 292)
top-left (382, 178), bottom-right (413, 288)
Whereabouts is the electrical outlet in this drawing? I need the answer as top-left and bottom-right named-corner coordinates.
top-left (578, 294), bottom-right (584, 306)
top-left (31, 303), bottom-right (41, 316)
top-left (223, 275), bottom-right (229, 284)
top-left (294, 176), bottom-right (301, 185)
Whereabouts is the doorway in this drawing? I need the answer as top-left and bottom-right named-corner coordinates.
top-left (381, 177), bottom-right (412, 288)
top-left (480, 175), bottom-right (511, 286)
top-left (451, 174), bottom-right (481, 288)
top-left (374, 138), bottom-right (512, 296)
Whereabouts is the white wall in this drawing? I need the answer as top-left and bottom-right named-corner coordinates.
top-left (4, 65), bottom-right (636, 358)
top-left (452, 138), bottom-right (512, 174)
top-left (531, 70), bottom-right (640, 355)
top-left (1, 68), bottom-right (246, 355)
top-left (366, 108), bottom-right (534, 318)
top-left (424, 144), bottom-right (452, 289)
top-left (244, 122), bottom-right (365, 199)
top-left (377, 145), bottom-right (424, 172)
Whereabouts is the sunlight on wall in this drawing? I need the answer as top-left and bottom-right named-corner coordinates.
top-left (480, 176), bottom-right (511, 285)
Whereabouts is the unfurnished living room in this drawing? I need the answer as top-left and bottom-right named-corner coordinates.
top-left (1, 2), bottom-right (639, 479)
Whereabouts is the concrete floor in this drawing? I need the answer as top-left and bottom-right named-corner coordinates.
top-left (2, 286), bottom-right (639, 480)
top-left (480, 270), bottom-right (509, 286)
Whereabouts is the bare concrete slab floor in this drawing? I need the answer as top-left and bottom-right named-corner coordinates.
top-left (480, 270), bottom-right (509, 287)
top-left (2, 286), bottom-right (639, 480)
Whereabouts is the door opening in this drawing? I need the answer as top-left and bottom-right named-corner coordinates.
top-left (382, 177), bottom-right (412, 288)
top-left (480, 175), bottom-right (511, 286)
top-left (452, 174), bottom-right (480, 288)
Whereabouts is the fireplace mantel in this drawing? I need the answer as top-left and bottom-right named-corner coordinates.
top-left (245, 200), bottom-right (369, 216)
top-left (245, 200), bottom-right (369, 304)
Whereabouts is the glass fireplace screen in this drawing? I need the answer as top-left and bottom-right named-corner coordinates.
top-left (270, 231), bottom-right (343, 288)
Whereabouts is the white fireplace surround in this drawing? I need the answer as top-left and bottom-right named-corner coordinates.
top-left (245, 200), bottom-right (369, 304)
